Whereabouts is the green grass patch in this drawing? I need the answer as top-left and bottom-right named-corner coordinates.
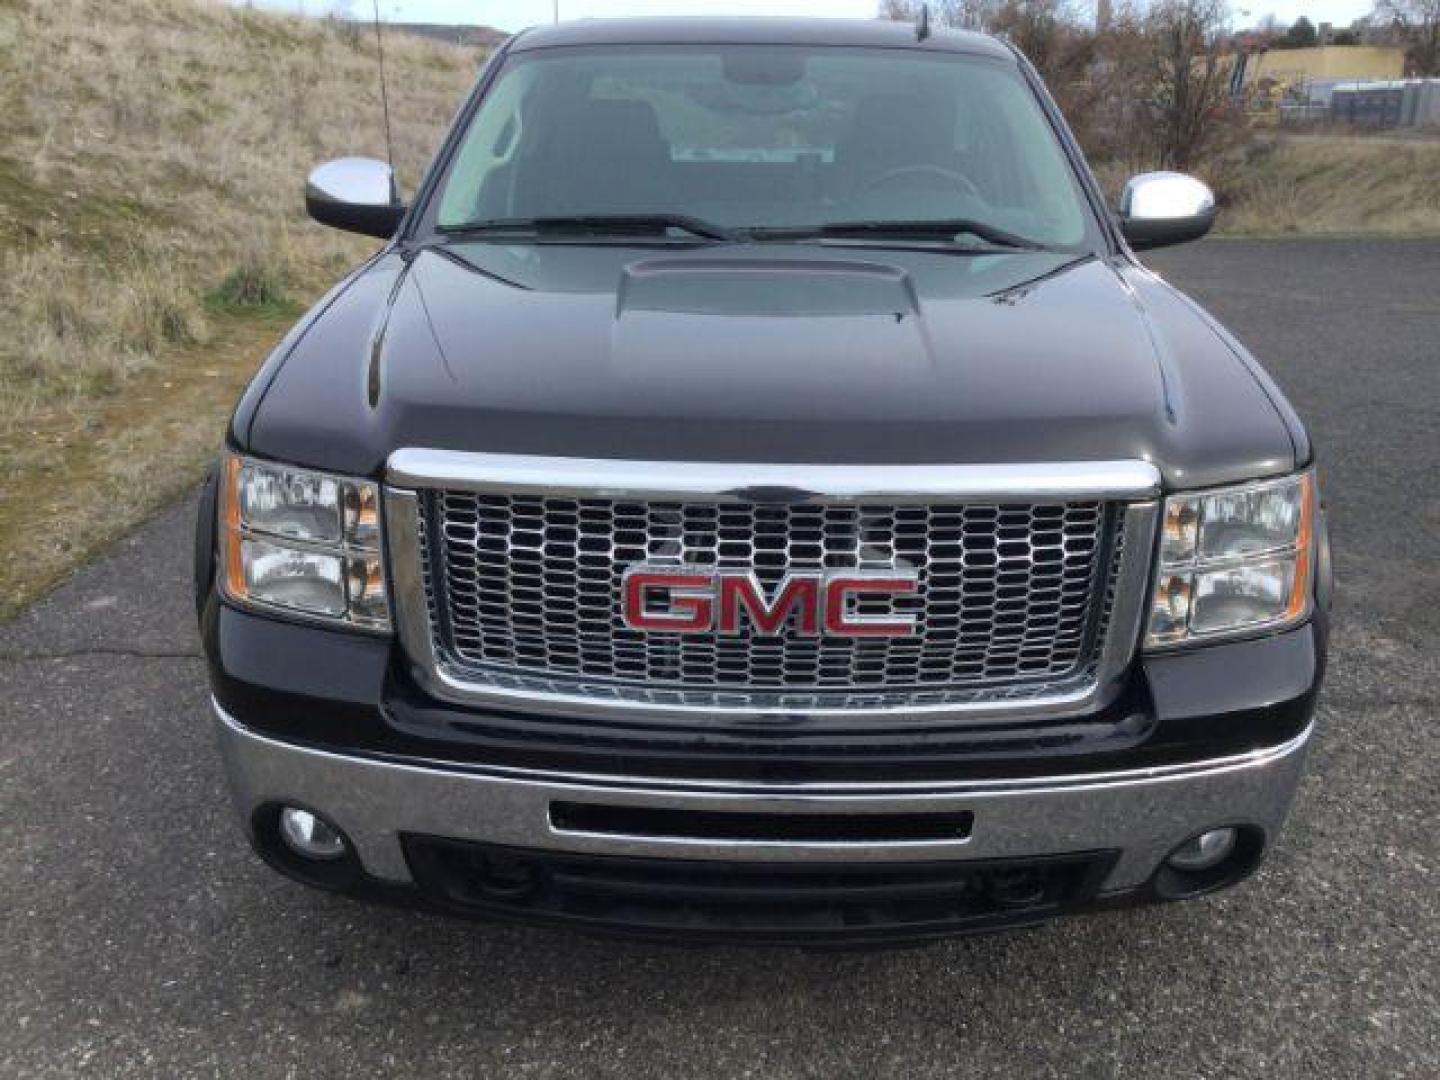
top-left (205, 261), bottom-right (300, 316)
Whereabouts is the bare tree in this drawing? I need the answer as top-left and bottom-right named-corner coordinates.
top-left (993, 0), bottom-right (1094, 77)
top-left (1143, 0), bottom-right (1236, 170)
top-left (881, 0), bottom-right (1003, 31)
top-left (880, 0), bottom-right (1094, 89)
top-left (879, 0), bottom-right (1248, 185)
top-left (1374, 0), bottom-right (1440, 73)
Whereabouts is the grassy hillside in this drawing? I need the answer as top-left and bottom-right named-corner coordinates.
top-left (1217, 134), bottom-right (1440, 238)
top-left (1088, 131), bottom-right (1440, 239)
top-left (0, 0), bottom-right (483, 614)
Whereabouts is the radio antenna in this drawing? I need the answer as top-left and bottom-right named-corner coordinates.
top-left (371, 0), bottom-right (396, 183)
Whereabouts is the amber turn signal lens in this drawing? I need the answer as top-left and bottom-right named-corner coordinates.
top-left (223, 454), bottom-right (247, 602)
top-left (1146, 471), bottom-right (1315, 649)
top-left (1284, 473), bottom-right (1315, 622)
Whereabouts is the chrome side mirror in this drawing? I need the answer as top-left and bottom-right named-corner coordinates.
top-left (1118, 172), bottom-right (1216, 251)
top-left (305, 158), bottom-right (406, 240)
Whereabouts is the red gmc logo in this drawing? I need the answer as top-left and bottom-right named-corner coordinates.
top-left (622, 566), bottom-right (920, 639)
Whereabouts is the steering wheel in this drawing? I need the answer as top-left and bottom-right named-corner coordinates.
top-left (863, 164), bottom-right (985, 202)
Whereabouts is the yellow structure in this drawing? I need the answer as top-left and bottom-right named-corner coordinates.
top-left (1246, 46), bottom-right (1405, 87)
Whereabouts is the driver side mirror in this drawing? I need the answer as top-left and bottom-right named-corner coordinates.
top-left (1118, 172), bottom-right (1216, 251)
top-left (305, 158), bottom-right (407, 240)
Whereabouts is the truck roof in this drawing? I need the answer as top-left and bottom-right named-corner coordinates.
top-left (509, 16), bottom-right (1015, 61)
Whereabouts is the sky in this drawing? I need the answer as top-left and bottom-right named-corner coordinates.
top-left (245, 0), bottom-right (1377, 35)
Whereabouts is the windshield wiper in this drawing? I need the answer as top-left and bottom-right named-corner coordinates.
top-left (439, 214), bottom-right (741, 243)
top-left (751, 218), bottom-right (1050, 252)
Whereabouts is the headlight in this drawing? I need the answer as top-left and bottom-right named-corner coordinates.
top-left (220, 453), bottom-right (390, 631)
top-left (1145, 471), bottom-right (1315, 648)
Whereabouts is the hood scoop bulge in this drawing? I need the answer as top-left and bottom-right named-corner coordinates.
top-left (616, 256), bottom-right (919, 319)
top-left (607, 256), bottom-right (936, 407)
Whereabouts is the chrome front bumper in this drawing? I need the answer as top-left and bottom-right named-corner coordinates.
top-left (214, 701), bottom-right (1312, 896)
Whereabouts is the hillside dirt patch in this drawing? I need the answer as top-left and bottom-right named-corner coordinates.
top-left (0, 309), bottom-right (294, 618)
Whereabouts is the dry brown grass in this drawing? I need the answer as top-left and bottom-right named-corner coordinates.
top-left (0, 310), bottom-right (296, 617)
top-left (0, 0), bottom-right (480, 431)
top-left (1217, 134), bottom-right (1440, 237)
top-left (1087, 132), bottom-right (1440, 238)
top-left (0, 0), bottom-right (482, 614)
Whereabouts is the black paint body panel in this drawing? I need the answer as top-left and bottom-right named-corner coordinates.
top-left (206, 18), bottom-right (1324, 783)
top-left (240, 246), bottom-right (1299, 489)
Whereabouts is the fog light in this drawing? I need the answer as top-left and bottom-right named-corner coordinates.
top-left (278, 807), bottom-right (347, 860)
top-left (1166, 827), bottom-right (1238, 872)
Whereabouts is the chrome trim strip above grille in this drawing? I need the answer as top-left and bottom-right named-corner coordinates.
top-left (387, 449), bottom-right (1162, 504)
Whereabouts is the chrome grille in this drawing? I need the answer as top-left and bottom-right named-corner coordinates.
top-left (417, 490), bottom-right (1123, 702)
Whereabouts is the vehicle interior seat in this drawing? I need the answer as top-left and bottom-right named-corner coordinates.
top-left (497, 98), bottom-right (673, 218)
top-left (834, 92), bottom-right (965, 200)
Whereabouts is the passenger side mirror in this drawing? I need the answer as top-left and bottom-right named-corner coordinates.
top-left (1118, 172), bottom-right (1216, 251)
top-left (305, 158), bottom-right (407, 240)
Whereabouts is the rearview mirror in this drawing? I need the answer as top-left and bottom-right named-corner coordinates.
top-left (1118, 172), bottom-right (1216, 251)
top-left (305, 158), bottom-right (406, 240)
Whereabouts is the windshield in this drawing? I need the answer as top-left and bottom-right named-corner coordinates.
top-left (431, 45), bottom-right (1095, 249)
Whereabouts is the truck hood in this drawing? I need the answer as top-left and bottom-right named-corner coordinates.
top-left (244, 242), bottom-right (1296, 489)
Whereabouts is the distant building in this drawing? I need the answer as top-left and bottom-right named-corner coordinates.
top-left (1244, 45), bottom-right (1406, 87)
top-left (1330, 79), bottom-right (1440, 127)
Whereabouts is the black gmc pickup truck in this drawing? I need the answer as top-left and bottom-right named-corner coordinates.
top-left (196, 18), bottom-right (1330, 945)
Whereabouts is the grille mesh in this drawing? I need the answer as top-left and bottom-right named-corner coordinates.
top-left (419, 491), bottom-right (1119, 701)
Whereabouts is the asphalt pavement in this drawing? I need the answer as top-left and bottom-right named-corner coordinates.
top-left (3, 238), bottom-right (1437, 1078)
